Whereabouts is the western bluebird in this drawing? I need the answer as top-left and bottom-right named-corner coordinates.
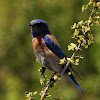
top-left (29, 19), bottom-right (84, 94)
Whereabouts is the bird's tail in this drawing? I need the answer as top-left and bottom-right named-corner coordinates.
top-left (69, 64), bottom-right (81, 80)
top-left (63, 68), bottom-right (84, 95)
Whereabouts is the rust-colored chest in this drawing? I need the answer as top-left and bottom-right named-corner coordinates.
top-left (32, 34), bottom-right (48, 52)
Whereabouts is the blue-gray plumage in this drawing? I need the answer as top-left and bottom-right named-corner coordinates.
top-left (29, 19), bottom-right (84, 94)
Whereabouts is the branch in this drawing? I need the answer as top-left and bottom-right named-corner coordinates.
top-left (60, 43), bottom-right (81, 76)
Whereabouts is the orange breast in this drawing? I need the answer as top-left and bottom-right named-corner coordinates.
top-left (32, 34), bottom-right (48, 53)
top-left (32, 34), bottom-right (59, 60)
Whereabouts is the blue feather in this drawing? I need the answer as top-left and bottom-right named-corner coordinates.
top-left (43, 35), bottom-right (66, 59)
top-left (65, 68), bottom-right (84, 95)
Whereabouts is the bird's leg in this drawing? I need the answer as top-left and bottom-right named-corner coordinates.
top-left (41, 67), bottom-right (46, 87)
top-left (44, 72), bottom-right (56, 89)
top-left (41, 67), bottom-right (46, 76)
top-left (49, 72), bottom-right (57, 88)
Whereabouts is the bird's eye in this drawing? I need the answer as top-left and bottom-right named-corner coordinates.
top-left (35, 23), bottom-right (45, 26)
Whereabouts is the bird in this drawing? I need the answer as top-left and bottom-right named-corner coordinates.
top-left (29, 19), bottom-right (84, 94)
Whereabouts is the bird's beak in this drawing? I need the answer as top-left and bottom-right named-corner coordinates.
top-left (29, 24), bottom-right (32, 26)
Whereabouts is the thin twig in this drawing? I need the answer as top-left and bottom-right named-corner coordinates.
top-left (43, 74), bottom-right (46, 87)
top-left (41, 73), bottom-right (56, 100)
top-left (41, 84), bottom-right (50, 100)
top-left (60, 43), bottom-right (81, 76)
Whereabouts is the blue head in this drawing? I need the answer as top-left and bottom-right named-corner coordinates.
top-left (29, 19), bottom-right (51, 38)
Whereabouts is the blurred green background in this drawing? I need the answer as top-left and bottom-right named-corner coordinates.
top-left (0, 0), bottom-right (100, 100)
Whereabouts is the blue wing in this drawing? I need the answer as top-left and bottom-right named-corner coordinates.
top-left (43, 34), bottom-right (66, 59)
top-left (64, 67), bottom-right (84, 95)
